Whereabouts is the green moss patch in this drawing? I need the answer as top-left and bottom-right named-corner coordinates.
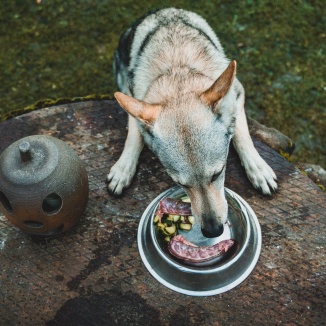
top-left (0, 1), bottom-right (325, 167)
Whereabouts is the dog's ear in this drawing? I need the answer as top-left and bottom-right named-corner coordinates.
top-left (114, 92), bottom-right (162, 125)
top-left (200, 60), bottom-right (237, 112)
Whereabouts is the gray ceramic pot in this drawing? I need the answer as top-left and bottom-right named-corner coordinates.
top-left (0, 135), bottom-right (89, 235)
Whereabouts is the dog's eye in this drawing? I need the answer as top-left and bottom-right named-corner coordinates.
top-left (211, 167), bottom-right (225, 183)
top-left (211, 173), bottom-right (221, 183)
top-left (178, 182), bottom-right (190, 189)
top-left (169, 174), bottom-right (190, 189)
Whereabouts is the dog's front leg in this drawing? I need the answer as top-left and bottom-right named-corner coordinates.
top-left (232, 84), bottom-right (278, 195)
top-left (107, 115), bottom-right (143, 195)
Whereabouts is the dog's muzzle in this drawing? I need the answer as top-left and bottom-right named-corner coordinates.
top-left (201, 216), bottom-right (224, 238)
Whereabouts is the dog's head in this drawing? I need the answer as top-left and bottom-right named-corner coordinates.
top-left (115, 61), bottom-right (237, 238)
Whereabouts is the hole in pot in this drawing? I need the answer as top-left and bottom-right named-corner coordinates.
top-left (0, 191), bottom-right (13, 213)
top-left (42, 193), bottom-right (62, 215)
top-left (24, 221), bottom-right (44, 229)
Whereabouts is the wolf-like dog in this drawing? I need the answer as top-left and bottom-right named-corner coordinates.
top-left (107, 8), bottom-right (277, 237)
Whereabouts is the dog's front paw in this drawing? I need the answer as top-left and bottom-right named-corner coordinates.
top-left (106, 160), bottom-right (136, 195)
top-left (242, 154), bottom-right (278, 195)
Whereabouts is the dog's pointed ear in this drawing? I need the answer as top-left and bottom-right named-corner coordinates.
top-left (114, 92), bottom-right (161, 125)
top-left (200, 60), bottom-right (237, 112)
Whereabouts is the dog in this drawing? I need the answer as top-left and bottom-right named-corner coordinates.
top-left (107, 8), bottom-right (277, 238)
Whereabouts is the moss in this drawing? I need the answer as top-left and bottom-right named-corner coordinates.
top-left (1, 94), bottom-right (113, 121)
top-left (317, 184), bottom-right (325, 192)
top-left (0, 0), bottom-right (325, 167)
top-left (279, 150), bottom-right (292, 162)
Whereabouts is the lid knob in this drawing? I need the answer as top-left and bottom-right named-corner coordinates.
top-left (19, 141), bottom-right (32, 162)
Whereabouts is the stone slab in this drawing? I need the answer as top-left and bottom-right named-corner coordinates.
top-left (0, 100), bottom-right (325, 325)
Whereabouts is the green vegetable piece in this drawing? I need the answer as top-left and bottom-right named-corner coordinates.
top-left (169, 214), bottom-right (180, 222)
top-left (179, 223), bottom-right (192, 231)
top-left (172, 215), bottom-right (180, 222)
top-left (164, 224), bottom-right (176, 235)
top-left (153, 215), bottom-right (160, 223)
top-left (188, 216), bottom-right (195, 224)
top-left (162, 229), bottom-right (172, 236)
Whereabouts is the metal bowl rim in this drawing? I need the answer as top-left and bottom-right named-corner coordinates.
top-left (137, 186), bottom-right (262, 296)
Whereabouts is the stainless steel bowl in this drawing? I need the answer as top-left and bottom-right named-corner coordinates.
top-left (137, 186), bottom-right (262, 296)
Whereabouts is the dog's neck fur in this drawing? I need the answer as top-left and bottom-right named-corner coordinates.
top-left (129, 11), bottom-right (229, 103)
top-left (143, 66), bottom-right (213, 104)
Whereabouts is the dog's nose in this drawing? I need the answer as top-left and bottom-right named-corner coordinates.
top-left (201, 223), bottom-right (224, 238)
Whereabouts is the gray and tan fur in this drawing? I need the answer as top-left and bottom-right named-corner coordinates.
top-left (107, 8), bottom-right (277, 237)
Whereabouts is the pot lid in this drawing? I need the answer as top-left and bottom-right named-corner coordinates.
top-left (0, 136), bottom-right (59, 186)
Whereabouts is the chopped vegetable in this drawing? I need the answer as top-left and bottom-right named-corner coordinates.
top-left (169, 214), bottom-right (180, 222)
top-left (154, 196), bottom-right (195, 241)
top-left (188, 216), bottom-right (195, 224)
top-left (180, 196), bottom-right (191, 203)
top-left (165, 224), bottom-right (176, 235)
top-left (179, 223), bottom-right (192, 231)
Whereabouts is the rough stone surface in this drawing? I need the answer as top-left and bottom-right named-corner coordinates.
top-left (296, 163), bottom-right (326, 191)
top-left (247, 117), bottom-right (295, 156)
top-left (0, 100), bottom-right (325, 326)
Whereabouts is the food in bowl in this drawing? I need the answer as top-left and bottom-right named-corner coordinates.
top-left (154, 196), bottom-right (235, 264)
